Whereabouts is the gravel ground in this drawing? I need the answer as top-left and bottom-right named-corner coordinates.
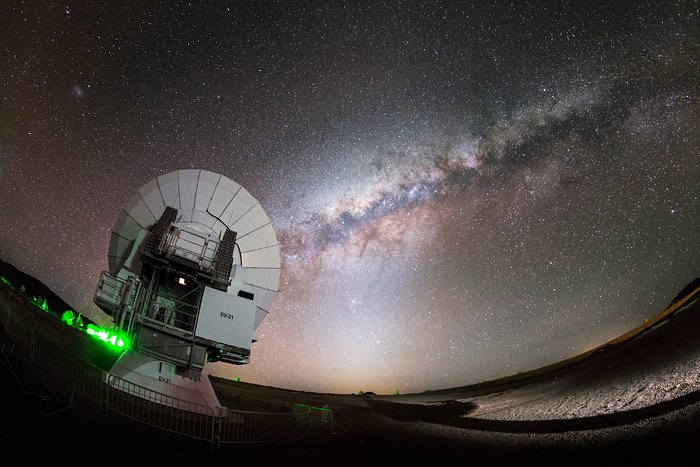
top-left (463, 296), bottom-right (700, 421)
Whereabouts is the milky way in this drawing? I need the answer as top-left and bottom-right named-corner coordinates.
top-left (0, 1), bottom-right (697, 393)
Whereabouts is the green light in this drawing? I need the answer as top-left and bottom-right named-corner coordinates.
top-left (234, 376), bottom-right (240, 382)
top-left (33, 296), bottom-right (49, 311)
top-left (1, 276), bottom-right (11, 287)
top-left (86, 324), bottom-right (131, 352)
top-left (31, 295), bottom-right (127, 353)
top-left (32, 296), bottom-right (49, 311)
top-left (61, 310), bottom-right (76, 326)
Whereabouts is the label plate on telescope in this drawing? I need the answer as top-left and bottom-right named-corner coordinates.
top-left (195, 286), bottom-right (256, 351)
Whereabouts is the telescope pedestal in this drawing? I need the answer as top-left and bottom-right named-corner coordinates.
top-left (108, 350), bottom-right (227, 416)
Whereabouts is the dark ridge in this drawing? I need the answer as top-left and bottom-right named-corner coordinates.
top-left (670, 277), bottom-right (700, 307)
top-left (0, 257), bottom-right (96, 327)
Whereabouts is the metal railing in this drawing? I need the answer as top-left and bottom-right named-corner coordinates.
top-left (95, 271), bottom-right (199, 336)
top-left (160, 227), bottom-right (219, 272)
top-left (104, 374), bottom-right (216, 442)
top-left (145, 292), bottom-right (199, 333)
top-left (94, 272), bottom-right (125, 313)
top-left (219, 408), bottom-right (297, 443)
top-left (295, 403), bottom-right (335, 434)
top-left (3, 325), bottom-right (317, 449)
top-left (28, 331), bottom-right (104, 402)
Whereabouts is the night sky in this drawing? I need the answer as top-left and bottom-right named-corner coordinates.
top-left (1, 1), bottom-right (698, 394)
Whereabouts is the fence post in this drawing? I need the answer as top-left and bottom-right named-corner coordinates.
top-left (100, 372), bottom-right (109, 416)
top-left (211, 413), bottom-right (221, 452)
top-left (29, 329), bottom-right (35, 361)
top-left (291, 409), bottom-right (296, 441)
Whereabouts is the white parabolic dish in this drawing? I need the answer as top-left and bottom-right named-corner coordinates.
top-left (107, 169), bottom-right (280, 325)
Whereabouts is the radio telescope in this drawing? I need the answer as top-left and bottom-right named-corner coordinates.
top-left (93, 169), bottom-right (280, 414)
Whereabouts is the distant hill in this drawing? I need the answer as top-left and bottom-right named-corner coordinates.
top-left (670, 278), bottom-right (700, 307)
top-left (0, 257), bottom-right (93, 325)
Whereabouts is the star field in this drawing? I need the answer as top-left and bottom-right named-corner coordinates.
top-left (0, 1), bottom-right (698, 393)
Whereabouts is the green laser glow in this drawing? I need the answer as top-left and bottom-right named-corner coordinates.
top-left (62, 310), bottom-right (75, 326)
top-left (86, 324), bottom-right (131, 351)
top-left (1, 276), bottom-right (11, 287)
top-left (294, 403), bottom-right (332, 412)
top-left (32, 296), bottom-right (49, 311)
top-left (24, 289), bottom-right (128, 354)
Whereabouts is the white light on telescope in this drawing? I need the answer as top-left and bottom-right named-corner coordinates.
top-left (177, 277), bottom-right (187, 286)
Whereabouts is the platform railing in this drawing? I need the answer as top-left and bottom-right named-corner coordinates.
top-left (160, 227), bottom-right (219, 272)
top-left (145, 292), bottom-right (199, 333)
top-left (93, 272), bottom-right (125, 313)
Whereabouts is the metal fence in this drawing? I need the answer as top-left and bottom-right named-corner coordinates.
top-left (2, 324), bottom-right (323, 449)
top-left (28, 332), bottom-right (105, 404)
top-left (295, 403), bottom-right (335, 434)
top-left (104, 374), bottom-right (217, 442)
top-left (219, 408), bottom-right (298, 443)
